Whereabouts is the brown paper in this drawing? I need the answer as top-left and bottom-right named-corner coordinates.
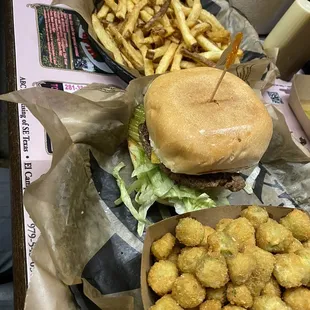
top-left (141, 205), bottom-right (293, 309)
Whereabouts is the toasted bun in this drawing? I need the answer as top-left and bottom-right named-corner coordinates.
top-left (144, 67), bottom-right (273, 175)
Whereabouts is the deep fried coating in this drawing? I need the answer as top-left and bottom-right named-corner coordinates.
top-left (196, 254), bottom-right (229, 288)
top-left (252, 295), bottom-right (292, 310)
top-left (256, 219), bottom-right (293, 253)
top-left (148, 261), bottom-right (179, 296)
top-left (303, 240), bottom-right (310, 248)
top-left (222, 305), bottom-right (246, 310)
top-left (283, 287), bottom-right (310, 310)
top-left (167, 244), bottom-right (182, 265)
top-left (240, 206), bottom-right (269, 229)
top-left (171, 273), bottom-right (206, 308)
top-left (273, 253), bottom-right (308, 288)
top-left (199, 299), bottom-right (221, 310)
top-left (244, 246), bottom-right (275, 296)
top-left (227, 283), bottom-right (253, 309)
top-left (207, 231), bottom-right (238, 257)
top-left (224, 218), bottom-right (255, 251)
top-left (200, 226), bottom-right (215, 247)
top-left (216, 218), bottom-right (233, 232)
top-left (177, 247), bottom-right (207, 273)
top-left (261, 277), bottom-right (281, 297)
top-left (205, 286), bottom-right (227, 305)
top-left (150, 294), bottom-right (184, 310)
top-left (295, 248), bottom-right (310, 284)
top-left (280, 209), bottom-right (310, 242)
top-left (152, 233), bottom-right (176, 260)
top-left (288, 238), bottom-right (303, 253)
top-left (176, 218), bottom-right (204, 246)
top-left (227, 252), bottom-right (256, 285)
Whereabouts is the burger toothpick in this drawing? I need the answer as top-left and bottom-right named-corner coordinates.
top-left (209, 32), bottom-right (243, 102)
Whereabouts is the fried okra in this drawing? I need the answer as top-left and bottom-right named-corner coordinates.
top-left (256, 219), bottom-right (293, 253)
top-left (240, 206), bottom-right (269, 229)
top-left (177, 247), bottom-right (207, 274)
top-left (171, 273), bottom-right (206, 308)
top-left (224, 218), bottom-right (256, 251)
top-left (280, 209), bottom-right (310, 242)
top-left (148, 261), bottom-right (178, 296)
top-left (151, 233), bottom-right (176, 260)
top-left (195, 254), bottom-right (229, 288)
top-left (150, 295), bottom-right (184, 310)
top-left (227, 252), bottom-right (256, 285)
top-left (283, 287), bottom-right (310, 310)
top-left (176, 218), bottom-right (204, 246)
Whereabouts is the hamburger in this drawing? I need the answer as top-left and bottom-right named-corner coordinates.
top-left (137, 67), bottom-right (273, 192)
top-left (114, 67), bottom-right (273, 234)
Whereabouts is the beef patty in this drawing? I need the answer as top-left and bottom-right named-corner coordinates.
top-left (138, 122), bottom-right (245, 192)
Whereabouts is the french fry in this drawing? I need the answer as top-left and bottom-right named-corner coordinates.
top-left (146, 40), bottom-right (170, 59)
top-left (181, 47), bottom-right (216, 67)
top-left (142, 36), bottom-right (155, 44)
top-left (197, 35), bottom-right (221, 52)
top-left (92, 14), bottom-right (125, 65)
top-left (186, 0), bottom-right (202, 28)
top-left (171, 43), bottom-right (184, 71)
top-left (127, 0), bottom-right (135, 12)
top-left (160, 14), bottom-right (175, 37)
top-left (116, 0), bottom-right (127, 20)
top-left (156, 42), bottom-right (178, 74)
top-left (156, 0), bottom-right (165, 5)
top-left (207, 29), bottom-right (230, 43)
top-left (140, 10), bottom-right (152, 23)
top-left (106, 12), bottom-right (115, 23)
top-left (186, 0), bottom-right (194, 7)
top-left (200, 51), bottom-right (223, 61)
top-left (120, 46), bottom-right (144, 70)
top-left (97, 4), bottom-right (110, 19)
top-left (180, 60), bottom-right (198, 69)
top-left (152, 34), bottom-right (164, 47)
top-left (151, 26), bottom-right (166, 37)
top-left (171, 0), bottom-right (197, 49)
top-left (108, 24), bottom-right (144, 68)
top-left (143, 0), bottom-right (171, 33)
top-left (133, 30), bottom-right (154, 75)
top-left (122, 0), bottom-right (148, 38)
top-left (221, 44), bottom-right (228, 50)
top-left (169, 36), bottom-right (180, 44)
top-left (182, 6), bottom-right (226, 31)
top-left (105, 0), bottom-right (118, 14)
top-left (199, 10), bottom-right (225, 31)
top-left (190, 22), bottom-right (212, 37)
top-left (144, 6), bottom-right (155, 15)
top-left (121, 53), bottom-right (135, 68)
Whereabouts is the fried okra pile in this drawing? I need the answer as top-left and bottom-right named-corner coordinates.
top-left (147, 206), bottom-right (310, 310)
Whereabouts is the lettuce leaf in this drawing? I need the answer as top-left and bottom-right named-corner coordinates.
top-left (113, 105), bottom-right (228, 235)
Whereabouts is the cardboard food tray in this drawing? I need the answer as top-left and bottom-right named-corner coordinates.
top-left (140, 205), bottom-right (293, 309)
top-left (289, 74), bottom-right (310, 141)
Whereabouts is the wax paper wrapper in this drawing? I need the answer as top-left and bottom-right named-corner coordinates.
top-left (1, 0), bottom-right (310, 309)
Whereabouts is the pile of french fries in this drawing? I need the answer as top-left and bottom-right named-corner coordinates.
top-left (92, 0), bottom-right (243, 76)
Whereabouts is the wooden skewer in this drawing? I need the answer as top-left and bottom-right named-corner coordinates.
top-left (209, 69), bottom-right (226, 102)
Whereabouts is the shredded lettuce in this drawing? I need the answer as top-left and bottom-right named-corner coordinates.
top-left (113, 104), bottom-right (228, 235)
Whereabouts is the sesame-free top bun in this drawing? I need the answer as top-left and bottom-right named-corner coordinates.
top-left (144, 67), bottom-right (273, 175)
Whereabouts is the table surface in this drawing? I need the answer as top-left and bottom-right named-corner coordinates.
top-left (4, 1), bottom-right (310, 310)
